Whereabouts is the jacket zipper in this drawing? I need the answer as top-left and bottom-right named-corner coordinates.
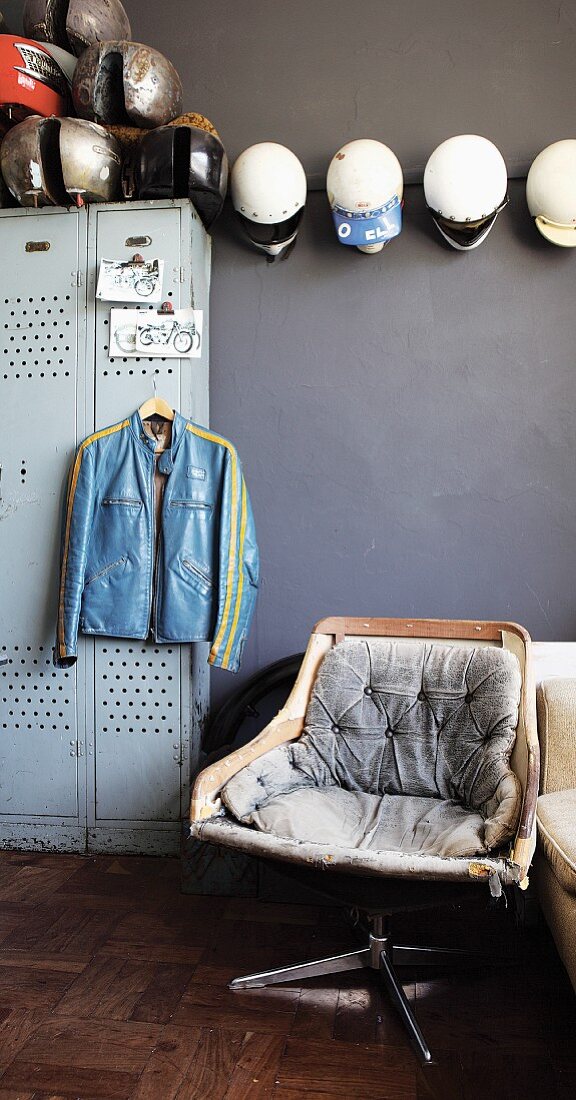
top-left (151, 462), bottom-right (167, 639)
top-left (152, 530), bottom-right (162, 635)
top-left (146, 456), bottom-right (156, 638)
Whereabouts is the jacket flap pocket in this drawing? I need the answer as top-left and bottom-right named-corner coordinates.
top-left (85, 555), bottom-right (127, 587)
top-left (182, 557), bottom-right (213, 594)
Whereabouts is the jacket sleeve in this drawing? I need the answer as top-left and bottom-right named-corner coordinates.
top-left (54, 442), bottom-right (96, 669)
top-left (209, 447), bottom-right (259, 673)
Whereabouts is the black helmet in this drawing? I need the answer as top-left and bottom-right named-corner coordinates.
top-left (134, 122), bottom-right (228, 229)
top-left (23, 0), bottom-right (131, 57)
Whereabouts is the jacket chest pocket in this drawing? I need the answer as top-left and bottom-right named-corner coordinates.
top-left (182, 558), bottom-right (213, 595)
top-left (102, 498), bottom-right (143, 508)
top-left (170, 500), bottom-right (212, 512)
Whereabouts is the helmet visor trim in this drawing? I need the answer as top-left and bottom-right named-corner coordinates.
top-left (534, 215), bottom-right (576, 248)
top-left (429, 195), bottom-right (508, 248)
top-left (237, 208), bottom-right (304, 247)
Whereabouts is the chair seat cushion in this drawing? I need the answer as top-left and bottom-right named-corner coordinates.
top-left (537, 789), bottom-right (576, 896)
top-left (244, 786), bottom-right (490, 858)
top-left (221, 639), bottom-right (522, 858)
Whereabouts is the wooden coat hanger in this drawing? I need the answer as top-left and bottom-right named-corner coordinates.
top-left (138, 397), bottom-right (175, 422)
top-left (138, 380), bottom-right (174, 454)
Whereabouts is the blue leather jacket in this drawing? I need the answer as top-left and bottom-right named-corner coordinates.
top-left (55, 409), bottom-right (259, 672)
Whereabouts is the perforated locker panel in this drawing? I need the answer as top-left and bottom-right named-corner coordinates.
top-left (85, 201), bottom-right (211, 852)
top-left (0, 207), bottom-right (88, 849)
top-left (0, 201), bottom-right (211, 855)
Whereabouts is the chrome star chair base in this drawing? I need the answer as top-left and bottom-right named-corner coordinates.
top-left (190, 617), bottom-right (539, 1066)
top-left (231, 909), bottom-right (489, 1064)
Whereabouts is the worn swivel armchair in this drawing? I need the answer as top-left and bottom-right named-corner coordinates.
top-left (190, 618), bottom-right (539, 1062)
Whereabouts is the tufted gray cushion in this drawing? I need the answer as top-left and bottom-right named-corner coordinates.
top-left (221, 640), bottom-right (523, 858)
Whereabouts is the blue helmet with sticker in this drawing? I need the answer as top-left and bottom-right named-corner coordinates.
top-left (327, 139), bottom-right (403, 254)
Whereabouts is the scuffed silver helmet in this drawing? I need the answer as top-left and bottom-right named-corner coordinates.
top-left (23, 0), bottom-right (131, 57)
top-left (1, 114), bottom-right (122, 207)
top-left (72, 40), bottom-right (183, 129)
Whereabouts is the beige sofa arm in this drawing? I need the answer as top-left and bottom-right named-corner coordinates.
top-left (537, 679), bottom-right (576, 795)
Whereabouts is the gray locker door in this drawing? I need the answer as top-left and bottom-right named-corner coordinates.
top-left (0, 207), bottom-right (88, 851)
top-left (85, 200), bottom-right (211, 854)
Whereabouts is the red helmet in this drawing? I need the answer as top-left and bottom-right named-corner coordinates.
top-left (0, 35), bottom-right (73, 126)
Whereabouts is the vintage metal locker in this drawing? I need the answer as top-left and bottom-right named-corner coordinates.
top-left (0, 199), bottom-right (211, 854)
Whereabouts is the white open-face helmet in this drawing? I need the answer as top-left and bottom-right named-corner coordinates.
top-left (526, 140), bottom-right (576, 247)
top-left (326, 138), bottom-right (403, 254)
top-left (424, 135), bottom-right (508, 250)
top-left (231, 142), bottom-right (307, 258)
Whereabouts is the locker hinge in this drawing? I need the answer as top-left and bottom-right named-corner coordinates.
top-left (172, 743), bottom-right (187, 766)
top-left (70, 740), bottom-right (84, 757)
top-left (71, 270), bottom-right (83, 287)
top-left (179, 266), bottom-right (186, 283)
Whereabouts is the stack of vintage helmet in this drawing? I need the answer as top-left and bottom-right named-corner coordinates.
top-left (0, 0), bottom-right (228, 230)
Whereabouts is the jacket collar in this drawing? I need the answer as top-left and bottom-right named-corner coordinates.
top-left (129, 408), bottom-right (188, 473)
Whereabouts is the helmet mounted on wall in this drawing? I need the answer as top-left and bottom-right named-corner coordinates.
top-left (230, 142), bottom-right (307, 260)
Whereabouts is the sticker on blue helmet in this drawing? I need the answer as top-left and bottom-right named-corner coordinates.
top-left (331, 194), bottom-right (402, 247)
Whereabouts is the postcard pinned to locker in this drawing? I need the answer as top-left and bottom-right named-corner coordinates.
top-left (97, 258), bottom-right (164, 303)
top-left (109, 308), bottom-right (203, 359)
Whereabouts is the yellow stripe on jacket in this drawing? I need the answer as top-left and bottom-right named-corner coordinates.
top-left (223, 477), bottom-right (248, 666)
top-left (185, 424), bottom-right (239, 666)
top-left (57, 420), bottom-right (129, 659)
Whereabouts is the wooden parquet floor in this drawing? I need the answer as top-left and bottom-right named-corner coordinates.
top-left (0, 851), bottom-right (573, 1099)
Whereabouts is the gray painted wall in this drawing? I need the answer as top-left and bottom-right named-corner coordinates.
top-left (206, 182), bottom-right (576, 705)
top-left (5, 1), bottom-right (576, 708)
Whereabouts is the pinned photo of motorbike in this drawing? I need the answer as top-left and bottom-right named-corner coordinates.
top-left (97, 258), bottom-right (164, 303)
top-left (111, 268), bottom-right (157, 298)
top-left (138, 318), bottom-right (199, 354)
top-left (109, 306), bottom-right (203, 359)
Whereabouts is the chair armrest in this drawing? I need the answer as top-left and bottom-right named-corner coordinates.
top-left (537, 679), bottom-right (576, 794)
top-left (190, 629), bottom-right (332, 823)
top-left (190, 712), bottom-right (303, 822)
